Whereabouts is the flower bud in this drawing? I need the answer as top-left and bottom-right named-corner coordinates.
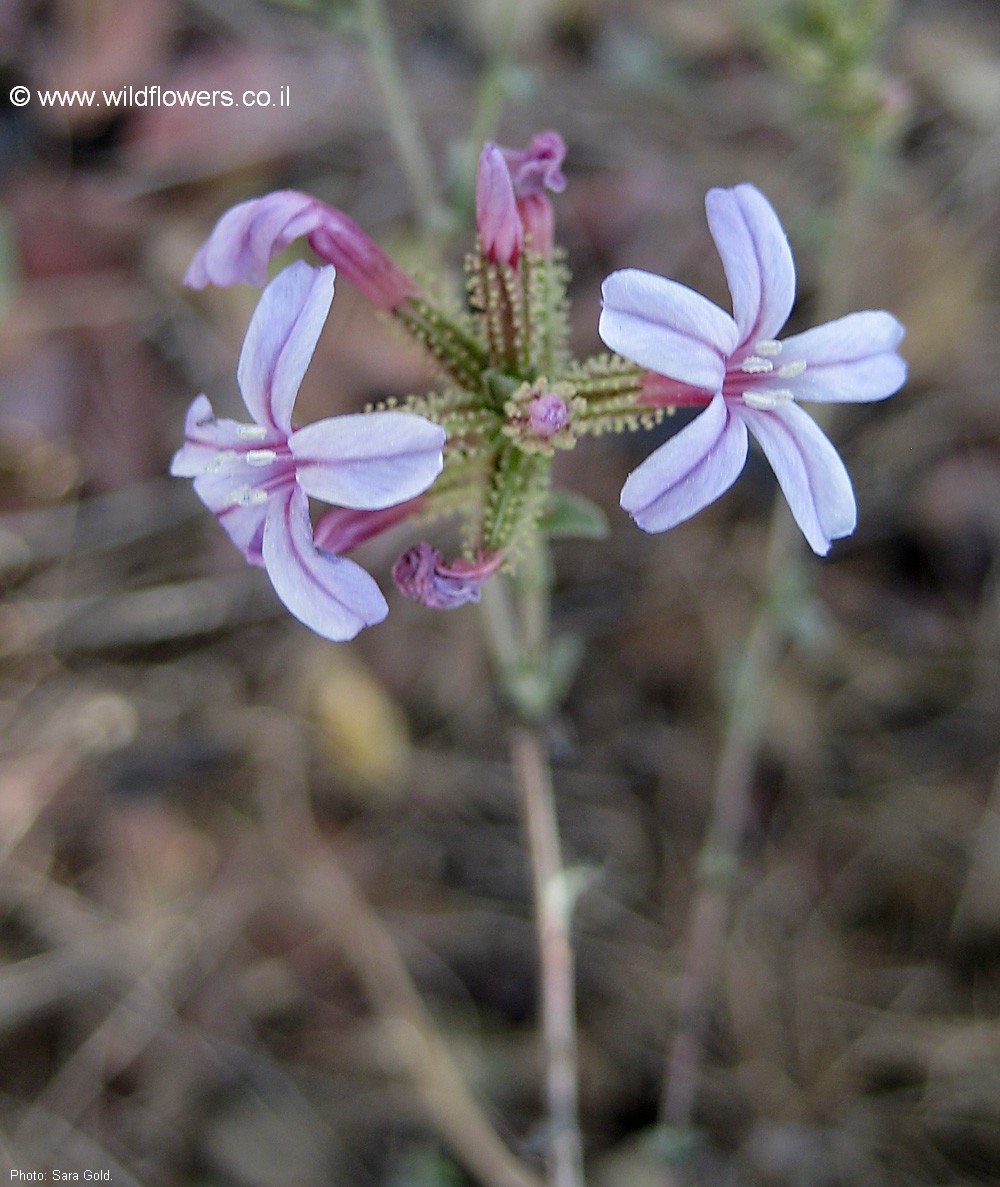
top-left (528, 393), bottom-right (569, 437)
top-left (476, 143), bottom-right (523, 267)
top-left (501, 130), bottom-right (566, 257)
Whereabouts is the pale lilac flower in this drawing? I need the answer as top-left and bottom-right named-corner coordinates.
top-left (476, 131), bottom-right (567, 263)
top-left (184, 190), bottom-right (418, 311)
top-left (171, 261), bottom-right (446, 641)
top-left (599, 184), bottom-right (907, 554)
top-left (392, 544), bottom-right (504, 610)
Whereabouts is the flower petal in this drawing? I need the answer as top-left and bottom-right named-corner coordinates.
top-left (190, 473), bottom-right (269, 566)
top-left (778, 311), bottom-right (907, 403)
top-left (262, 487), bottom-right (388, 641)
top-left (184, 191), bottom-right (324, 288)
top-left (237, 262), bottom-right (335, 434)
top-left (600, 269), bottom-right (739, 390)
top-left (500, 130), bottom-right (567, 197)
top-left (738, 401), bottom-right (856, 555)
top-left (706, 184), bottom-right (795, 346)
top-left (306, 211), bottom-right (418, 311)
top-left (620, 392), bottom-right (749, 533)
top-left (170, 395), bottom-right (229, 477)
top-left (291, 411), bottom-right (445, 511)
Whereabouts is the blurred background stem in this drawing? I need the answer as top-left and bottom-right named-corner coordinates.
top-left (296, 830), bottom-right (547, 1187)
top-left (659, 508), bottom-right (795, 1132)
top-left (354, 0), bottom-right (448, 231)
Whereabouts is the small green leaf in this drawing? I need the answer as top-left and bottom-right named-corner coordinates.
top-left (545, 632), bottom-right (584, 706)
top-left (539, 489), bottom-right (609, 541)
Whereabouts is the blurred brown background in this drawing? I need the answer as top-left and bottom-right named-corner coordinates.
top-left (1, 0), bottom-right (999, 1183)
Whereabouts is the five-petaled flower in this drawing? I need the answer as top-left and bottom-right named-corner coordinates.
top-left (170, 261), bottom-right (445, 640)
top-left (599, 183), bottom-right (907, 554)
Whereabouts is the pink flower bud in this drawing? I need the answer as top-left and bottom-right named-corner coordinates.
top-left (487, 130), bottom-right (567, 259)
top-left (476, 143), bottom-right (523, 267)
top-left (528, 393), bottom-right (569, 437)
top-left (515, 193), bottom-right (553, 257)
top-left (393, 544), bottom-right (504, 610)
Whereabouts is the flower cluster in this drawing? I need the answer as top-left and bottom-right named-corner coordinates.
top-left (173, 133), bottom-right (906, 640)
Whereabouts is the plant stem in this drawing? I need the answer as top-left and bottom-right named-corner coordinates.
top-left (481, 534), bottom-right (586, 1187)
top-left (355, 0), bottom-right (447, 232)
top-left (511, 725), bottom-right (585, 1187)
top-left (253, 721), bottom-right (541, 1187)
top-left (448, 0), bottom-right (524, 219)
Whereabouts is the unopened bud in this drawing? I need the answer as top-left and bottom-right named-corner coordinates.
top-left (476, 143), bottom-right (523, 267)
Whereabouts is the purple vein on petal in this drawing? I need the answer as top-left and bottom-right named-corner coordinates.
top-left (237, 262), bottom-right (336, 434)
top-left (738, 401), bottom-right (856, 554)
top-left (262, 487), bottom-right (387, 641)
top-left (291, 412), bottom-right (446, 510)
top-left (620, 392), bottom-right (749, 533)
top-left (706, 184), bottom-right (795, 348)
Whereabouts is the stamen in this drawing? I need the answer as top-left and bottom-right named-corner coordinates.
top-left (230, 486), bottom-right (270, 508)
top-left (740, 356), bottom-right (773, 374)
top-left (777, 359), bottom-right (807, 379)
top-left (742, 388), bottom-right (794, 411)
top-left (245, 449), bottom-right (279, 467)
top-left (203, 450), bottom-right (239, 473)
top-left (236, 424), bottom-right (269, 442)
top-left (754, 339), bottom-right (782, 357)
